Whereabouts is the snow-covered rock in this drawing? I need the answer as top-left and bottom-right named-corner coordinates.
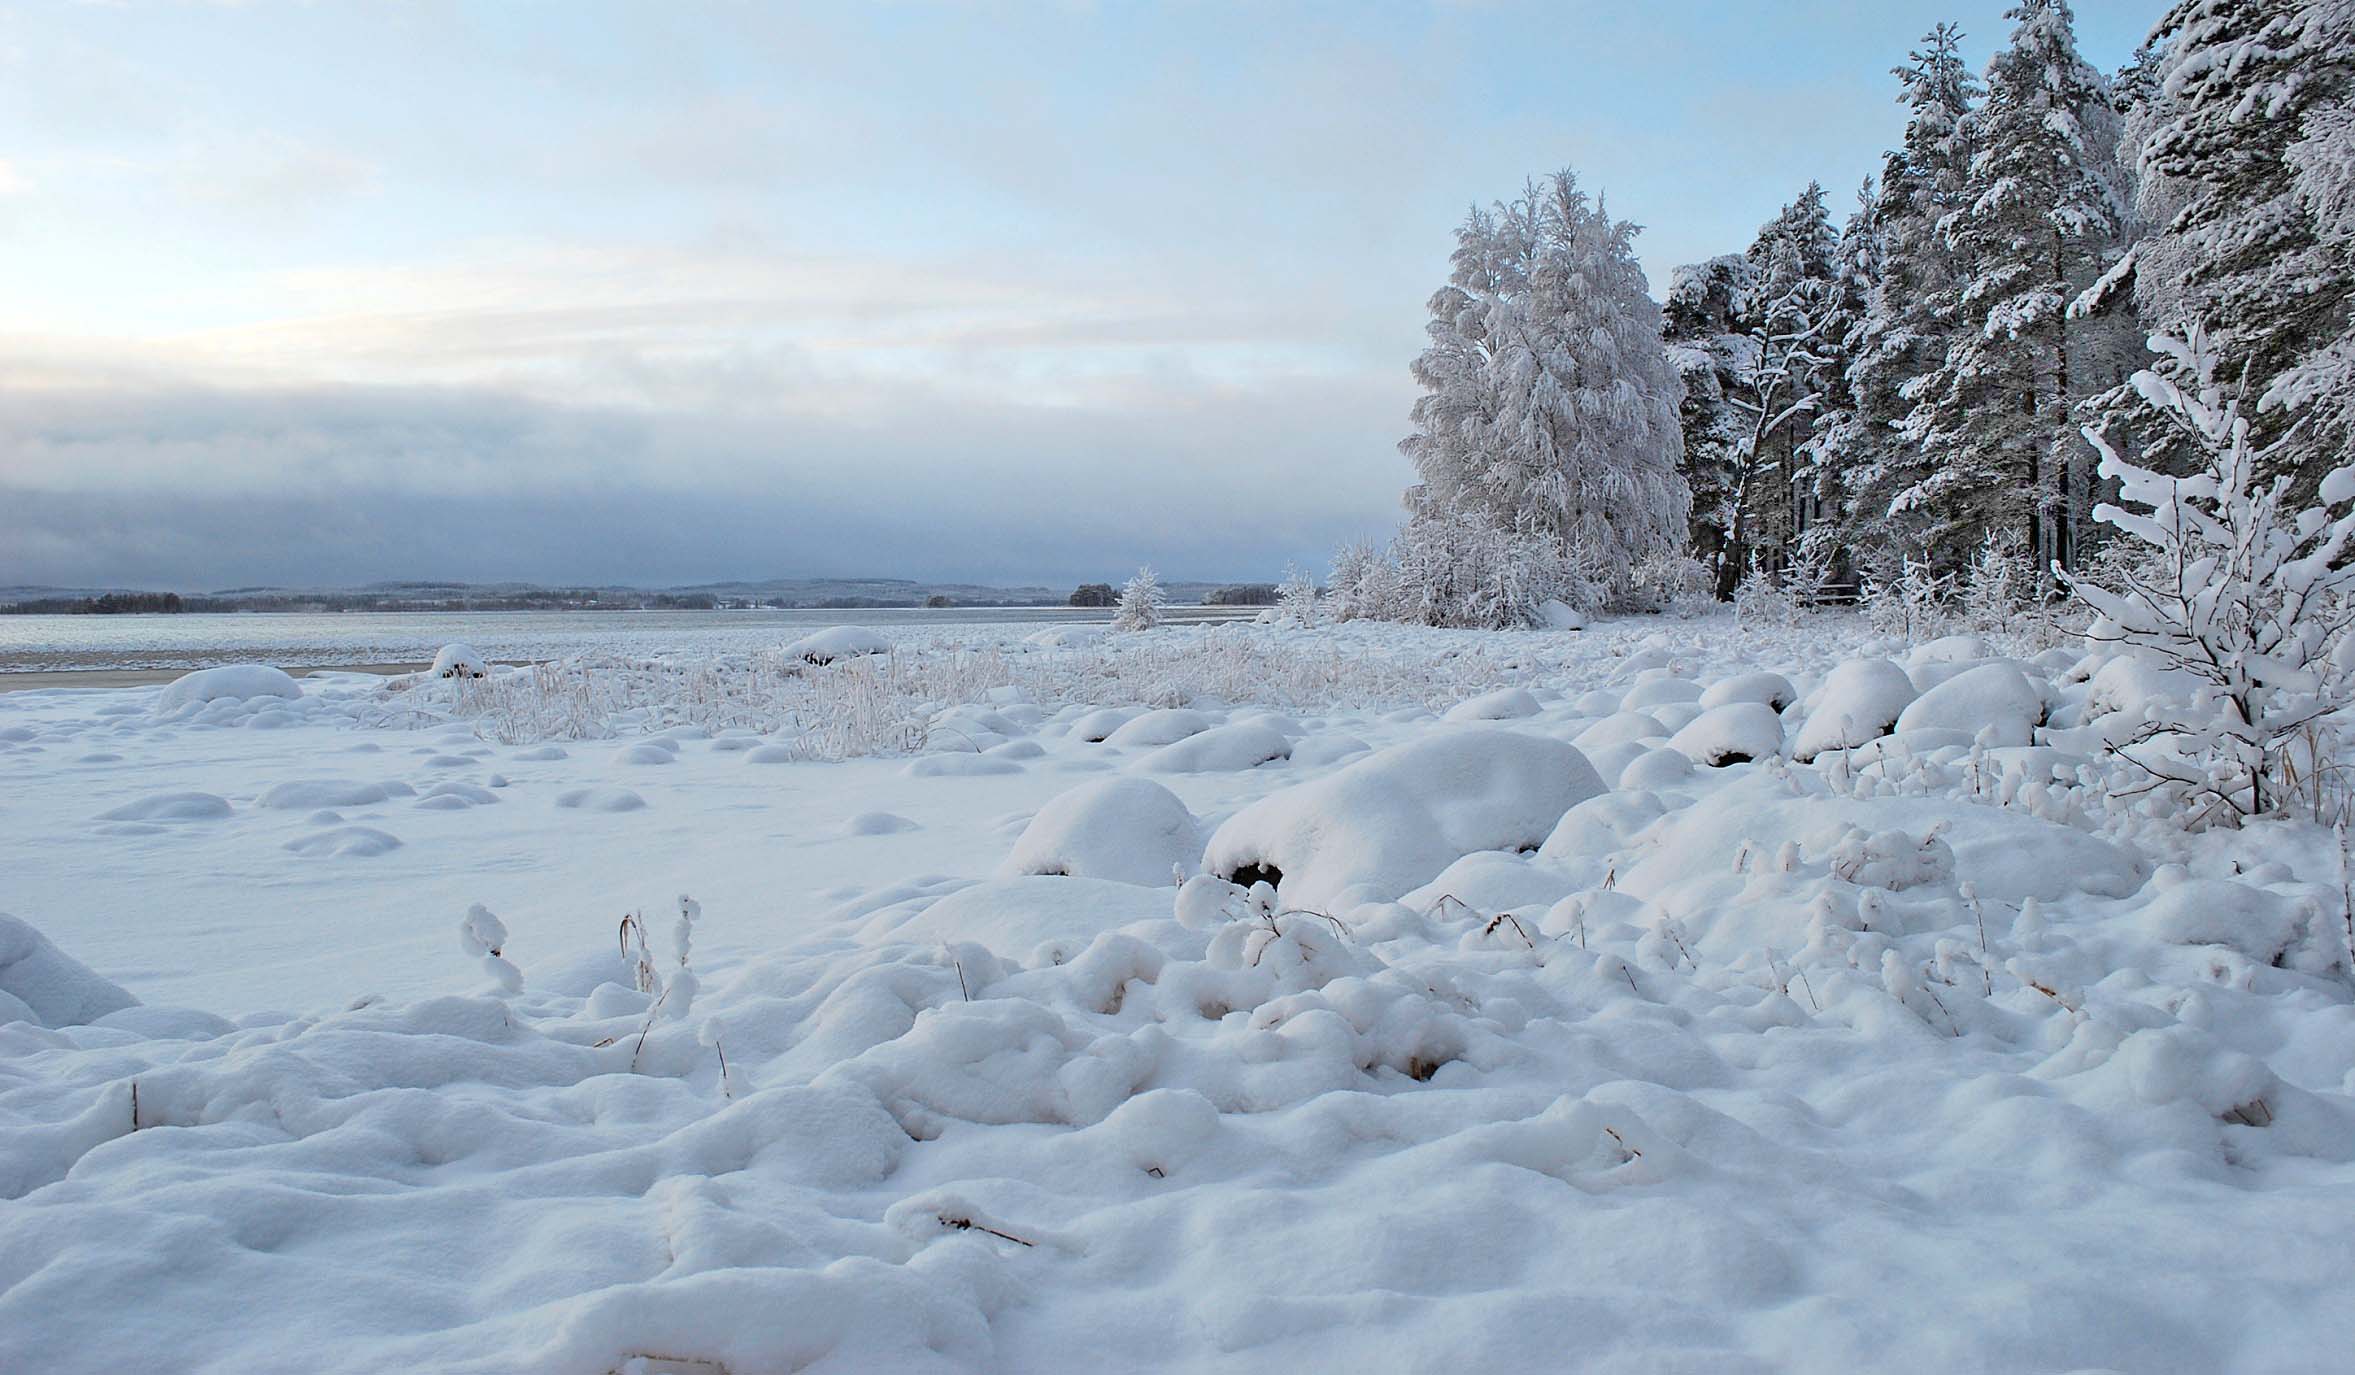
top-left (1203, 728), bottom-right (1607, 907)
top-left (1793, 659), bottom-right (1918, 760)
top-left (1698, 671), bottom-right (1796, 712)
top-left (1104, 709), bottom-right (1215, 748)
top-left (1134, 723), bottom-right (1291, 774)
top-left (1443, 687), bottom-right (1544, 722)
top-left (1667, 701), bottom-right (1785, 766)
top-left (999, 778), bottom-right (1199, 886)
top-left (1893, 662), bottom-right (2046, 747)
top-left (429, 643), bottom-right (488, 679)
top-left (0, 913), bottom-right (138, 1028)
top-left (153, 665), bottom-right (302, 711)
top-left (783, 626), bottom-right (892, 664)
top-left (1619, 746), bottom-right (1693, 789)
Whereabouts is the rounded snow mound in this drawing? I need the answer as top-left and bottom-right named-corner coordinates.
top-left (154, 665), bottom-right (302, 711)
top-left (1443, 687), bottom-right (1544, 722)
top-left (1698, 671), bottom-right (1796, 713)
top-left (1203, 727), bottom-right (1607, 908)
top-left (1134, 723), bottom-right (1291, 774)
top-left (783, 626), bottom-right (892, 665)
top-left (1001, 778), bottom-right (1199, 886)
top-left (0, 912), bottom-right (138, 1029)
top-left (1104, 709), bottom-right (1215, 748)
top-left (430, 643), bottom-right (488, 678)
top-left (1894, 662), bottom-right (2046, 747)
top-left (1668, 701), bottom-right (1785, 766)
top-left (1793, 659), bottom-right (1917, 761)
top-left (866, 875), bottom-right (1173, 957)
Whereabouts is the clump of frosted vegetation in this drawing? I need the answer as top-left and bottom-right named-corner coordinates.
top-left (1861, 557), bottom-right (1954, 643)
top-left (1274, 564), bottom-right (1320, 628)
top-left (1113, 566), bottom-right (1165, 632)
top-left (414, 630), bottom-right (1527, 749)
top-left (2063, 327), bottom-right (2355, 824)
top-left (458, 903), bottom-right (522, 994)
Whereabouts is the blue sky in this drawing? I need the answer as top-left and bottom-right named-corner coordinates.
top-left (0, 1), bottom-right (2153, 590)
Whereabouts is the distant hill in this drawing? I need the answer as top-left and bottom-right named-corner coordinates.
top-left (0, 575), bottom-right (1247, 614)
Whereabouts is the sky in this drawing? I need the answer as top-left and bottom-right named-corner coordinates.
top-left (0, 0), bottom-right (2154, 592)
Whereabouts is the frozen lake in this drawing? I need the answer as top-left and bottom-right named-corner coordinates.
top-left (0, 605), bottom-right (1254, 672)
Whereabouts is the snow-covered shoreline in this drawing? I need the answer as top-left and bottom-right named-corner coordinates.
top-left (5, 614), bottom-right (2353, 1373)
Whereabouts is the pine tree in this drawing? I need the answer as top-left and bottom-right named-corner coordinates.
top-left (1401, 169), bottom-right (1691, 603)
top-left (1724, 183), bottom-right (1841, 594)
top-left (1662, 253), bottom-right (1753, 587)
top-left (1799, 180), bottom-right (1884, 588)
top-left (2106, 0), bottom-right (2355, 497)
top-left (1898, 0), bottom-right (2129, 580)
top-left (1845, 24), bottom-right (1986, 575)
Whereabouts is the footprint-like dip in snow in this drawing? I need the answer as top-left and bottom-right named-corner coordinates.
top-left (556, 787), bottom-right (648, 812)
top-left (282, 826), bottom-right (403, 858)
top-left (99, 792), bottom-right (232, 823)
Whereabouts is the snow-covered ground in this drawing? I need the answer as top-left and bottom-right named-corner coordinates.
top-left (4, 614), bottom-right (2353, 1374)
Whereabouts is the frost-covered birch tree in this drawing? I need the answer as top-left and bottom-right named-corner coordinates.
top-left (1400, 169), bottom-right (1689, 606)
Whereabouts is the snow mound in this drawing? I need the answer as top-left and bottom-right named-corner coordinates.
top-left (844, 811), bottom-right (919, 836)
top-left (999, 778), bottom-right (1199, 885)
top-left (259, 779), bottom-right (409, 810)
top-left (1667, 701), bottom-right (1785, 766)
top-left (0, 912), bottom-right (137, 1028)
top-left (154, 665), bottom-right (302, 711)
top-left (1621, 676), bottom-right (1703, 710)
top-left (1620, 746), bottom-right (1693, 789)
top-left (1536, 598), bottom-right (1586, 629)
top-left (1793, 659), bottom-right (1917, 760)
top-left (783, 626), bottom-right (892, 664)
top-left (1698, 671), bottom-right (1796, 712)
top-left (555, 787), bottom-right (648, 812)
top-left (1893, 662), bottom-right (2046, 747)
top-left (1444, 687), bottom-right (1543, 721)
top-left (281, 826), bottom-right (403, 858)
top-left (1134, 723), bottom-right (1291, 774)
top-left (98, 792), bottom-right (231, 822)
top-left (863, 875), bottom-right (1172, 956)
top-left (1204, 728), bottom-right (1607, 907)
top-left (1065, 707), bottom-right (1143, 742)
top-left (1104, 709), bottom-right (1215, 748)
top-left (430, 643), bottom-right (488, 679)
top-left (2134, 879), bottom-right (2301, 962)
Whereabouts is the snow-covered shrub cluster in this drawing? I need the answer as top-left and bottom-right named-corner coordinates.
top-left (2064, 328), bottom-right (2355, 824)
top-left (1113, 567), bottom-right (1166, 633)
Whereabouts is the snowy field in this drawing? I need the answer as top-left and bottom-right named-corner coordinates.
top-left (4, 614), bottom-right (2354, 1374)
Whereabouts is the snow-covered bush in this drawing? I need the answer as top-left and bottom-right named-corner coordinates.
top-left (1961, 532), bottom-right (2030, 633)
top-left (2063, 327), bottom-right (2355, 823)
top-left (1275, 564), bottom-right (1320, 629)
top-left (1630, 551), bottom-right (1714, 614)
top-left (1114, 567), bottom-right (1166, 632)
top-left (458, 903), bottom-right (522, 994)
top-left (1862, 557), bottom-right (1953, 643)
top-left (1388, 509), bottom-right (1605, 628)
top-left (1733, 559), bottom-right (1800, 628)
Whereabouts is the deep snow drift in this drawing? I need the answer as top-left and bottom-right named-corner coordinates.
top-left (2, 614), bottom-right (2353, 1374)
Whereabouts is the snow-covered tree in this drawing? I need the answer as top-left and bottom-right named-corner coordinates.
top-left (1663, 253), bottom-right (1752, 581)
top-left (1113, 566), bottom-right (1165, 632)
top-left (1401, 169), bottom-right (1690, 605)
top-left (2100, 0), bottom-right (2355, 498)
top-left (1899, 0), bottom-right (2131, 580)
top-left (2063, 326), bottom-right (2355, 822)
top-left (1385, 509), bottom-right (1603, 629)
top-left (1843, 24), bottom-right (1986, 570)
top-left (1722, 183), bottom-right (1841, 596)
top-left (1275, 564), bottom-right (1319, 628)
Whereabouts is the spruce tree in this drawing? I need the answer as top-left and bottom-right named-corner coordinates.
top-left (1898, 0), bottom-right (2129, 579)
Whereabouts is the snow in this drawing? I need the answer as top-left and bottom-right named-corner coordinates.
top-left (783, 625), bottom-right (894, 664)
top-left (4, 611), bottom-right (2355, 1373)
top-left (430, 642), bottom-right (489, 678)
top-left (0, 913), bottom-right (137, 1028)
top-left (152, 663), bottom-right (303, 711)
top-left (1893, 660), bottom-right (2046, 746)
top-left (1202, 727), bottom-right (1609, 909)
top-left (1792, 657), bottom-right (1918, 760)
top-left (1667, 700), bottom-right (1786, 766)
top-left (999, 778), bottom-right (1199, 886)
